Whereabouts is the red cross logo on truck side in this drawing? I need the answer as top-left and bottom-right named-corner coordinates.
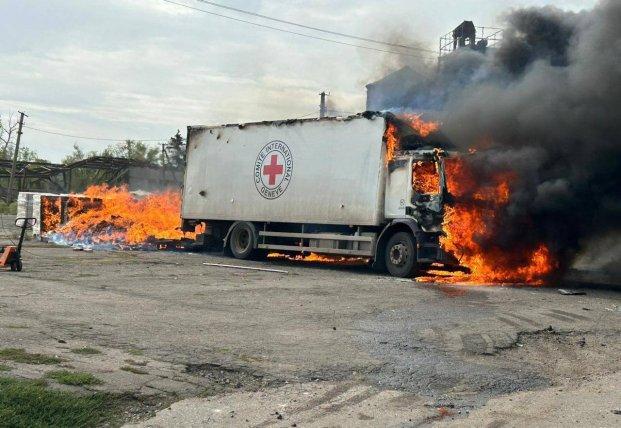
top-left (262, 154), bottom-right (284, 186)
top-left (254, 140), bottom-right (293, 200)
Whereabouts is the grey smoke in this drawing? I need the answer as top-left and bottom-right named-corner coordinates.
top-left (387, 0), bottom-right (621, 274)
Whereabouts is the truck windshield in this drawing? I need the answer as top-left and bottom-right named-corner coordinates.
top-left (412, 160), bottom-right (440, 195)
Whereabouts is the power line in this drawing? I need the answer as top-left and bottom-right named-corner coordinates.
top-left (23, 125), bottom-right (166, 143)
top-left (160, 0), bottom-right (438, 59)
top-left (192, 0), bottom-right (436, 53)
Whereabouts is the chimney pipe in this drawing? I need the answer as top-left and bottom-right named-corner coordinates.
top-left (319, 91), bottom-right (328, 118)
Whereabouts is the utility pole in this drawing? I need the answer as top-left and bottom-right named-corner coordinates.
top-left (6, 111), bottom-right (27, 203)
top-left (319, 91), bottom-right (328, 118)
top-left (161, 143), bottom-right (167, 183)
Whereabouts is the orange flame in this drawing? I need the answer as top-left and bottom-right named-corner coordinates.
top-left (383, 114), bottom-right (440, 165)
top-left (417, 157), bottom-right (555, 285)
top-left (52, 185), bottom-right (192, 246)
top-left (267, 252), bottom-right (368, 265)
top-left (413, 161), bottom-right (440, 194)
top-left (41, 196), bottom-right (62, 233)
top-left (384, 123), bottom-right (398, 165)
top-left (400, 113), bottom-right (440, 137)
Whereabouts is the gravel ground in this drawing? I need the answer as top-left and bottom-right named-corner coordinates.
top-left (0, 241), bottom-right (619, 426)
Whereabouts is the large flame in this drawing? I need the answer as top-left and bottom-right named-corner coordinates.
top-left (383, 114), bottom-right (440, 165)
top-left (413, 160), bottom-right (440, 194)
top-left (381, 112), bottom-right (553, 284)
top-left (49, 185), bottom-right (192, 247)
top-left (417, 157), bottom-right (555, 285)
top-left (400, 113), bottom-right (440, 138)
top-left (41, 196), bottom-right (62, 233)
top-left (384, 122), bottom-right (398, 165)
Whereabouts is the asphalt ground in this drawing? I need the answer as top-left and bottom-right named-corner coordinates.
top-left (0, 239), bottom-right (619, 426)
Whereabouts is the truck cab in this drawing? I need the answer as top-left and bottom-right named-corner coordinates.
top-left (385, 149), bottom-right (447, 231)
top-left (378, 147), bottom-right (454, 276)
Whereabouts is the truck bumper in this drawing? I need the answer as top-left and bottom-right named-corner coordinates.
top-left (416, 232), bottom-right (470, 272)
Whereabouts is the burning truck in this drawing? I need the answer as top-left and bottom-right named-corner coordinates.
top-left (26, 111), bottom-right (553, 284)
top-left (181, 112), bottom-right (463, 277)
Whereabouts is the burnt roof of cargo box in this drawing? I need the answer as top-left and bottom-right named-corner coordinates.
top-left (188, 111), bottom-right (386, 131)
top-left (187, 111), bottom-right (455, 150)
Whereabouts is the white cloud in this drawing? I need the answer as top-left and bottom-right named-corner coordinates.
top-left (118, 0), bottom-right (195, 15)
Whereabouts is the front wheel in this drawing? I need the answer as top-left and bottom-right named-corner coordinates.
top-left (385, 232), bottom-right (418, 277)
top-left (228, 222), bottom-right (255, 260)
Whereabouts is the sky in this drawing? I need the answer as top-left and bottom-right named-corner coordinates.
top-left (0, 0), bottom-right (597, 162)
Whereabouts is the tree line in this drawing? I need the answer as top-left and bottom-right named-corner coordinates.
top-left (0, 113), bottom-right (185, 212)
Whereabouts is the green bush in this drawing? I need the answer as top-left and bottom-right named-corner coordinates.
top-left (0, 201), bottom-right (17, 215)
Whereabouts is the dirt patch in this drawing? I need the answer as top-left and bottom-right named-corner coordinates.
top-left (116, 394), bottom-right (180, 425)
top-left (481, 327), bottom-right (621, 386)
top-left (185, 362), bottom-right (285, 397)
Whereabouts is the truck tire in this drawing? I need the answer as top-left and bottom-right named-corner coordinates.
top-left (385, 232), bottom-right (418, 277)
top-left (228, 222), bottom-right (255, 260)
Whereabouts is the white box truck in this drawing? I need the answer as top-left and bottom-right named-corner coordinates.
top-left (181, 112), bottom-right (458, 277)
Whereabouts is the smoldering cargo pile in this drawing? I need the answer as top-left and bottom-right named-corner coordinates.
top-left (17, 186), bottom-right (199, 251)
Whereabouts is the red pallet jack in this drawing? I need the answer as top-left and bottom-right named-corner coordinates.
top-left (0, 217), bottom-right (36, 272)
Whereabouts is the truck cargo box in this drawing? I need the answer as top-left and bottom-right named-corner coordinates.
top-left (182, 115), bottom-right (387, 226)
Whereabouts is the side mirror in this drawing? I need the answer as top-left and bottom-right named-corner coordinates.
top-left (15, 218), bottom-right (37, 228)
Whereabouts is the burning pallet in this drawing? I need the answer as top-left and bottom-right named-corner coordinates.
top-left (17, 186), bottom-right (198, 251)
top-left (17, 192), bottom-right (101, 239)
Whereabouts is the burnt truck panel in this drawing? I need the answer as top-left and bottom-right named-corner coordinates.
top-left (183, 115), bottom-right (386, 226)
top-left (182, 113), bottom-right (455, 277)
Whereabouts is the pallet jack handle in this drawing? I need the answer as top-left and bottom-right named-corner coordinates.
top-left (14, 218), bottom-right (36, 256)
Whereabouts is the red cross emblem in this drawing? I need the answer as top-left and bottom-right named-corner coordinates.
top-left (255, 141), bottom-right (293, 200)
top-left (262, 154), bottom-right (284, 186)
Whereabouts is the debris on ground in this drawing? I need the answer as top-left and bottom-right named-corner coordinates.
top-left (558, 289), bottom-right (586, 295)
top-left (203, 262), bottom-right (288, 274)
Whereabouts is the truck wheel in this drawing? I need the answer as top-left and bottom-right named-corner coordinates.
top-left (228, 222), bottom-right (255, 259)
top-left (385, 232), bottom-right (418, 277)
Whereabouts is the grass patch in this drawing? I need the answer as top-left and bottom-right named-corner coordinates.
top-left (46, 370), bottom-right (103, 386)
top-left (0, 364), bottom-right (10, 372)
top-left (71, 347), bottom-right (102, 356)
top-left (0, 377), bottom-right (116, 427)
top-left (120, 366), bottom-right (148, 375)
top-left (0, 348), bottom-right (61, 365)
top-left (127, 348), bottom-right (144, 356)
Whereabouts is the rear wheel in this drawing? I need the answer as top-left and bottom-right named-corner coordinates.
top-left (228, 222), bottom-right (255, 260)
top-left (385, 232), bottom-right (418, 277)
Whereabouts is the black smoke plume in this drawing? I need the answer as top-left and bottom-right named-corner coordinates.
top-left (386, 1), bottom-right (621, 275)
